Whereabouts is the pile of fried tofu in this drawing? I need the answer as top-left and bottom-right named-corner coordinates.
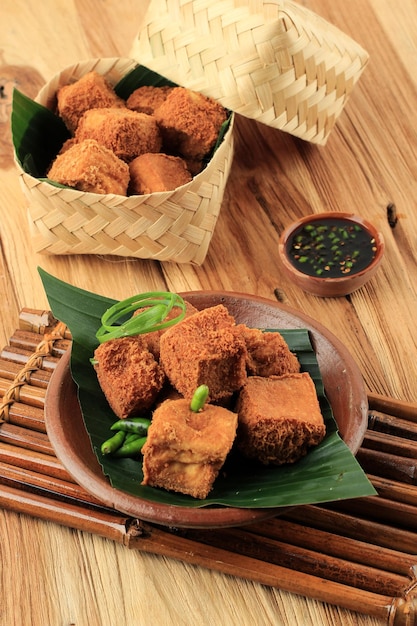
top-left (47, 71), bottom-right (228, 196)
top-left (94, 302), bottom-right (326, 499)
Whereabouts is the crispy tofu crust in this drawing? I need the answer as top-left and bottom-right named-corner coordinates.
top-left (57, 71), bottom-right (125, 133)
top-left (75, 107), bottom-right (162, 162)
top-left (159, 305), bottom-right (247, 401)
top-left (134, 300), bottom-right (198, 360)
top-left (236, 373), bottom-right (326, 465)
top-left (126, 85), bottom-right (173, 115)
top-left (129, 152), bottom-right (192, 195)
top-left (238, 326), bottom-right (301, 377)
top-left (47, 139), bottom-right (130, 195)
top-left (154, 87), bottom-right (227, 160)
top-left (94, 336), bottom-right (165, 418)
top-left (141, 398), bottom-right (238, 498)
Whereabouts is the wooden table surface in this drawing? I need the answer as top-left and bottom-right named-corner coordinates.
top-left (1, 1), bottom-right (417, 624)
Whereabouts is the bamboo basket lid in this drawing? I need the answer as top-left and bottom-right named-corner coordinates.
top-left (132, 0), bottom-right (369, 145)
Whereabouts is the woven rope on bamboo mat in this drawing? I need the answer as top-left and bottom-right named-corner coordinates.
top-left (0, 320), bottom-right (67, 424)
top-left (133, 0), bottom-right (369, 145)
top-left (0, 310), bottom-right (416, 624)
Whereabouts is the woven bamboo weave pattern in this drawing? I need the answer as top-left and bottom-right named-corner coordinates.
top-left (22, 133), bottom-right (233, 264)
top-left (133, 0), bottom-right (369, 144)
top-left (19, 58), bottom-right (235, 265)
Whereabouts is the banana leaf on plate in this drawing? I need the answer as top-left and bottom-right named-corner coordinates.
top-left (39, 268), bottom-right (376, 509)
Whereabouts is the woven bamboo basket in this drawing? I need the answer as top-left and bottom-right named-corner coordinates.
top-left (16, 0), bottom-right (369, 265)
top-left (17, 58), bottom-right (235, 265)
top-left (133, 0), bottom-right (369, 144)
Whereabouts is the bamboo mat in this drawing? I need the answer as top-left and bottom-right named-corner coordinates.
top-left (0, 310), bottom-right (416, 625)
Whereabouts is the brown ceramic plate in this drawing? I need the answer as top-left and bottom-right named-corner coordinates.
top-left (45, 291), bottom-right (368, 528)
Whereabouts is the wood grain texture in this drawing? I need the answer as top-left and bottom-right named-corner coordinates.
top-left (1, 0), bottom-right (417, 624)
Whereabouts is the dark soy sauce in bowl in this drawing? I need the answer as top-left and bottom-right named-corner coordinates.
top-left (278, 212), bottom-right (385, 297)
top-left (286, 217), bottom-right (377, 279)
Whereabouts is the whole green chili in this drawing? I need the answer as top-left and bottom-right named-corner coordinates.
top-left (112, 436), bottom-right (147, 458)
top-left (110, 417), bottom-right (151, 436)
top-left (101, 430), bottom-right (126, 455)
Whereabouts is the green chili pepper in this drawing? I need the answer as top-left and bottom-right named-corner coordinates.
top-left (124, 432), bottom-right (144, 444)
top-left (110, 417), bottom-right (151, 436)
top-left (112, 436), bottom-right (147, 458)
top-left (101, 430), bottom-right (126, 455)
top-left (190, 385), bottom-right (209, 412)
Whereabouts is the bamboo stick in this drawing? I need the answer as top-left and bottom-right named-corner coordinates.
top-left (0, 375), bottom-right (48, 409)
top-left (0, 360), bottom-right (52, 388)
top-left (18, 308), bottom-right (57, 334)
top-left (0, 441), bottom-right (72, 482)
top-left (8, 329), bottom-right (71, 356)
top-left (0, 422), bottom-right (54, 455)
top-left (0, 482), bottom-right (129, 543)
top-left (0, 460), bottom-right (108, 508)
top-left (0, 401), bottom-right (46, 432)
top-left (368, 474), bottom-right (417, 508)
top-left (363, 430), bottom-right (417, 459)
top-left (356, 447), bottom-right (417, 485)
top-left (0, 347), bottom-right (60, 371)
top-left (327, 496), bottom-right (417, 533)
top-left (246, 517), bottom-right (416, 576)
top-left (128, 521), bottom-right (397, 622)
top-left (368, 392), bottom-right (417, 424)
top-left (368, 410), bottom-right (417, 440)
top-left (18, 308), bottom-right (71, 339)
top-left (285, 505), bottom-right (417, 555)
top-left (175, 526), bottom-right (408, 597)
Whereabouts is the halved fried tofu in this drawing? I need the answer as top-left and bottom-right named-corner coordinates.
top-left (141, 398), bottom-right (238, 498)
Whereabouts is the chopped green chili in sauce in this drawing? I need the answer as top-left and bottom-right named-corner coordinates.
top-left (286, 218), bottom-right (377, 278)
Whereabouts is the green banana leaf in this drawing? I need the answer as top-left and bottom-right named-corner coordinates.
top-left (12, 65), bottom-right (231, 184)
top-left (39, 268), bottom-right (376, 508)
top-left (11, 89), bottom-right (70, 178)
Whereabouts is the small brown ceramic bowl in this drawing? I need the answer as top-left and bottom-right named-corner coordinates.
top-left (278, 212), bottom-right (385, 297)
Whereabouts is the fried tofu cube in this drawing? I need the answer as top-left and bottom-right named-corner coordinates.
top-left (154, 87), bottom-right (227, 160)
top-left (56, 71), bottom-right (126, 133)
top-left (129, 153), bottom-right (192, 195)
top-left (75, 107), bottom-right (162, 162)
top-left (126, 85), bottom-right (173, 115)
top-left (93, 336), bottom-right (165, 418)
top-left (238, 326), bottom-right (301, 377)
top-left (141, 398), bottom-right (238, 498)
top-left (159, 305), bottom-right (247, 401)
top-left (236, 373), bottom-right (326, 465)
top-left (47, 139), bottom-right (130, 195)
top-left (134, 300), bottom-right (198, 360)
